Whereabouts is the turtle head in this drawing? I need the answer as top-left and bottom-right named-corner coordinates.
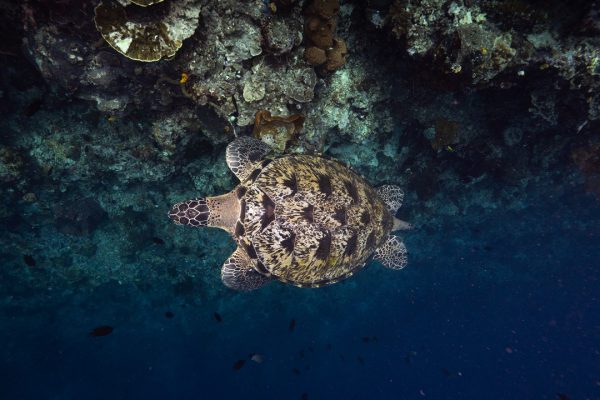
top-left (169, 198), bottom-right (211, 227)
top-left (169, 190), bottom-right (241, 234)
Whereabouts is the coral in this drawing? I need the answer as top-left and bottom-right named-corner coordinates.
top-left (217, 15), bottom-right (263, 62)
top-left (0, 146), bottom-right (24, 183)
top-left (304, 15), bottom-right (335, 48)
top-left (150, 109), bottom-right (205, 157)
top-left (307, 0), bottom-right (340, 19)
top-left (263, 15), bottom-right (302, 55)
top-left (388, 0), bottom-right (516, 84)
top-left (304, 46), bottom-right (327, 66)
top-left (386, 0), bottom-right (600, 121)
top-left (324, 37), bottom-right (347, 71)
top-left (252, 110), bottom-right (304, 153)
top-left (303, 0), bottom-right (347, 71)
top-left (93, 0), bottom-right (200, 62)
top-left (23, 104), bottom-right (179, 185)
top-left (23, 0), bottom-right (316, 138)
top-left (228, 50), bottom-right (317, 126)
top-left (54, 197), bottom-right (108, 236)
top-left (303, 56), bottom-right (394, 147)
top-left (242, 77), bottom-right (266, 103)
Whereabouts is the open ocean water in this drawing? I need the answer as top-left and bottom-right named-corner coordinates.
top-left (1, 175), bottom-right (598, 399)
top-left (1, 1), bottom-right (600, 399)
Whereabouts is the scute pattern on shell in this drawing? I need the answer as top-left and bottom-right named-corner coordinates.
top-left (237, 155), bottom-right (393, 287)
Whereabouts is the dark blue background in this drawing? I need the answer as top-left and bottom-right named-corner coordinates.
top-left (1, 184), bottom-right (598, 400)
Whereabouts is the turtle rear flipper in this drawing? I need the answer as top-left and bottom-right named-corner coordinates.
top-left (226, 136), bottom-right (270, 182)
top-left (377, 185), bottom-right (404, 213)
top-left (377, 184), bottom-right (412, 231)
top-left (221, 247), bottom-right (271, 291)
top-left (374, 235), bottom-right (408, 270)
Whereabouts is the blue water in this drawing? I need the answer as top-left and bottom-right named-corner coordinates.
top-left (1, 182), bottom-right (598, 400)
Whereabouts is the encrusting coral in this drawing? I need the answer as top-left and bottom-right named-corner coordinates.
top-left (94, 0), bottom-right (200, 62)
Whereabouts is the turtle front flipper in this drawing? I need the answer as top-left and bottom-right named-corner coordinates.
top-left (221, 247), bottom-right (271, 291)
top-left (226, 136), bottom-right (271, 182)
top-left (373, 235), bottom-right (408, 270)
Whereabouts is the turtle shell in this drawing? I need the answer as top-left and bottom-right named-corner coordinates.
top-left (236, 155), bottom-right (394, 287)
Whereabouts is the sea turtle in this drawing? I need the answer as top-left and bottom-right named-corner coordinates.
top-left (168, 136), bottom-right (411, 290)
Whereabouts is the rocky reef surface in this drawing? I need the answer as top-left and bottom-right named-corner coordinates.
top-left (1, 0), bottom-right (599, 304)
top-left (0, 2), bottom-right (599, 393)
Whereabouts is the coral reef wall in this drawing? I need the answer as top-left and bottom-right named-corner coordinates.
top-left (1, 0), bottom-right (599, 343)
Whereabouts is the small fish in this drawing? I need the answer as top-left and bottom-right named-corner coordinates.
top-left (557, 394), bottom-right (571, 400)
top-left (214, 312), bottom-right (222, 322)
top-left (250, 353), bottom-right (264, 364)
top-left (90, 326), bottom-right (113, 337)
top-left (23, 255), bottom-right (36, 267)
top-left (357, 356), bottom-right (365, 366)
top-left (289, 319), bottom-right (296, 332)
top-left (151, 237), bottom-right (165, 245)
top-left (298, 349), bottom-right (305, 358)
top-left (165, 311), bottom-right (174, 319)
top-left (232, 359), bottom-right (246, 370)
top-left (405, 351), bottom-right (417, 364)
top-left (179, 72), bottom-right (189, 84)
top-left (362, 336), bottom-right (370, 343)
top-left (301, 393), bottom-right (308, 400)
top-left (292, 367), bottom-right (301, 375)
top-left (442, 368), bottom-right (463, 378)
